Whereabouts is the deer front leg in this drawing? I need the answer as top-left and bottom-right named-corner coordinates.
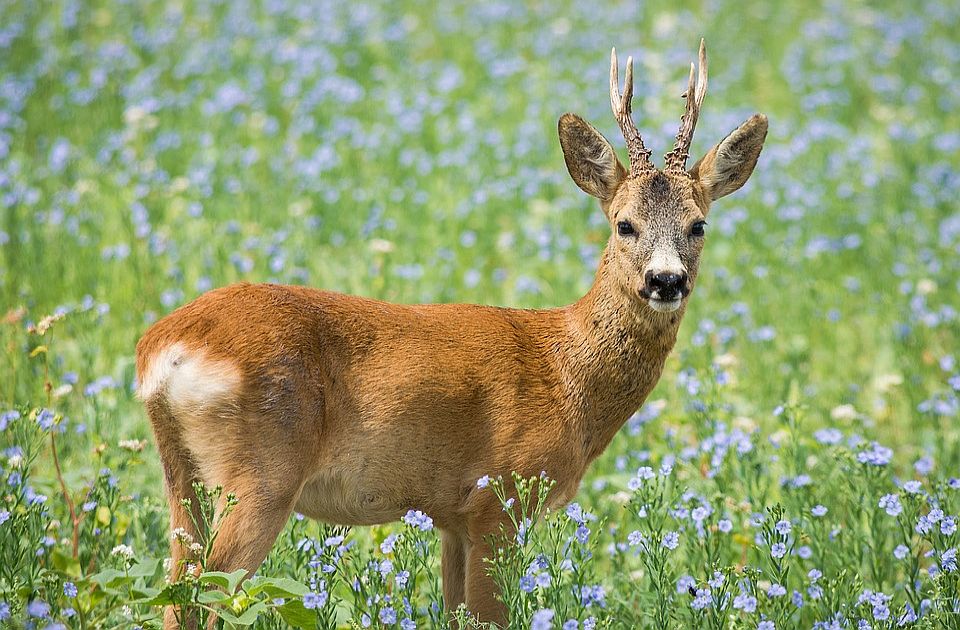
top-left (464, 537), bottom-right (507, 628)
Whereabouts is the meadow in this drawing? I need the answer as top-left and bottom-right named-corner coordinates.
top-left (1, 0), bottom-right (959, 627)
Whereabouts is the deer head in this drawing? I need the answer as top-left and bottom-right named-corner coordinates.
top-left (559, 40), bottom-right (768, 314)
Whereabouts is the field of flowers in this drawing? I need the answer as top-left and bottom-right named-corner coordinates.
top-left (2, 0), bottom-right (959, 628)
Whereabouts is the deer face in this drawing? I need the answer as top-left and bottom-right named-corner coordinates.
top-left (558, 42), bottom-right (767, 314)
top-left (606, 171), bottom-right (707, 312)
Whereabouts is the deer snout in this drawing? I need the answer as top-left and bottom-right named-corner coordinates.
top-left (644, 270), bottom-right (688, 302)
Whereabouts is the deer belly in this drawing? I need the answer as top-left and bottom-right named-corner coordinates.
top-left (294, 467), bottom-right (408, 526)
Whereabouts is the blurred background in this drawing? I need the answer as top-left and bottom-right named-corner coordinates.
top-left (3, 0), bottom-right (958, 453)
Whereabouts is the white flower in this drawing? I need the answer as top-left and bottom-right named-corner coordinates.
top-left (830, 404), bottom-right (858, 421)
top-left (111, 544), bottom-right (134, 559)
top-left (118, 439), bottom-right (147, 452)
top-left (369, 239), bottom-right (395, 254)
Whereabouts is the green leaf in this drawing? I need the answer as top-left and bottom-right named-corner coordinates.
top-left (50, 549), bottom-right (82, 577)
top-left (88, 568), bottom-right (129, 592)
top-left (130, 586), bottom-right (161, 600)
top-left (244, 577), bottom-right (310, 598)
top-left (217, 600), bottom-right (268, 626)
top-left (276, 600), bottom-right (320, 629)
top-left (198, 590), bottom-right (232, 604)
top-left (134, 584), bottom-right (178, 607)
top-left (199, 569), bottom-right (248, 594)
top-left (128, 557), bottom-right (161, 580)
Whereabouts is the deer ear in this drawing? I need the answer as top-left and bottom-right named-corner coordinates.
top-left (690, 113), bottom-right (768, 201)
top-left (559, 113), bottom-right (627, 202)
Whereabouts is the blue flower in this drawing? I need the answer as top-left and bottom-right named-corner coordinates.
top-left (813, 428), bottom-right (842, 445)
top-left (733, 593), bottom-right (757, 612)
top-left (767, 584), bottom-right (786, 597)
top-left (476, 475), bottom-right (491, 489)
top-left (64, 582), bottom-right (78, 598)
top-left (942, 548), bottom-right (958, 572)
top-left (0, 410), bottom-right (19, 431)
top-left (563, 620), bottom-right (579, 630)
top-left (0, 602), bottom-right (9, 620)
top-left (857, 442), bottom-right (893, 466)
top-left (303, 591), bottom-right (327, 609)
top-left (402, 510), bottom-right (433, 531)
top-left (574, 524), bottom-right (590, 545)
top-left (878, 494), bottom-right (902, 517)
top-left (792, 590), bottom-right (804, 608)
top-left (0, 510), bottom-right (10, 525)
top-left (775, 520), bottom-right (792, 535)
top-left (401, 620), bottom-right (416, 630)
top-left (811, 505), bottom-right (828, 517)
top-left (758, 621), bottom-right (775, 630)
top-left (691, 588), bottom-right (713, 610)
top-left (903, 480), bottom-right (923, 494)
top-left (519, 575), bottom-right (535, 593)
top-left (579, 585), bottom-right (606, 608)
top-left (27, 600), bottom-right (50, 618)
top-left (36, 408), bottom-right (56, 431)
top-left (380, 533), bottom-right (398, 554)
top-left (718, 519), bottom-right (733, 532)
top-left (379, 607), bottom-right (397, 625)
top-left (662, 531), bottom-right (679, 550)
top-left (894, 544), bottom-right (910, 559)
top-left (771, 543), bottom-right (787, 559)
top-left (942, 517), bottom-right (957, 535)
top-left (531, 608), bottom-right (555, 630)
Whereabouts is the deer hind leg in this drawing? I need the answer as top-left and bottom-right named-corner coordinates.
top-left (145, 398), bottom-right (205, 630)
top-left (183, 415), bottom-right (306, 630)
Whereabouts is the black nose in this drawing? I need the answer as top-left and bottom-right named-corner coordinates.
top-left (646, 271), bottom-right (687, 299)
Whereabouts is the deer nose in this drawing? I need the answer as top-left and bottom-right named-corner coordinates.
top-left (645, 271), bottom-right (687, 300)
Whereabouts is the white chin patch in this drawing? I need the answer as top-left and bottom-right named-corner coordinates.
top-left (647, 298), bottom-right (682, 313)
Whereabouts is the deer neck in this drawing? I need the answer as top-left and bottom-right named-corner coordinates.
top-left (562, 248), bottom-right (686, 461)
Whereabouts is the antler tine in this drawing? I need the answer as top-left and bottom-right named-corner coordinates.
top-left (664, 39), bottom-right (709, 173)
top-left (609, 48), bottom-right (653, 177)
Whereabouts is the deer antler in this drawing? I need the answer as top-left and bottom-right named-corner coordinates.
top-left (610, 48), bottom-right (654, 177)
top-left (664, 39), bottom-right (708, 173)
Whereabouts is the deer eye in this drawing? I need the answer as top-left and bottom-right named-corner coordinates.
top-left (690, 221), bottom-right (707, 237)
top-left (617, 220), bottom-right (635, 236)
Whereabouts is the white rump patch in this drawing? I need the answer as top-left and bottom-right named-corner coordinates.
top-left (137, 342), bottom-right (241, 413)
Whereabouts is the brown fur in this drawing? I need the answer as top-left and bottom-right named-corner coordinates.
top-left (137, 54), bottom-right (767, 629)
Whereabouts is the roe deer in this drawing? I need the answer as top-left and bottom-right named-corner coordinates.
top-left (136, 40), bottom-right (767, 628)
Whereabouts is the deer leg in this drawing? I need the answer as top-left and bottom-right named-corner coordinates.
top-left (162, 466), bottom-right (204, 630)
top-left (441, 529), bottom-right (467, 613)
top-left (464, 538), bottom-right (507, 628)
top-left (203, 475), bottom-right (301, 575)
top-left (147, 399), bottom-right (204, 630)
